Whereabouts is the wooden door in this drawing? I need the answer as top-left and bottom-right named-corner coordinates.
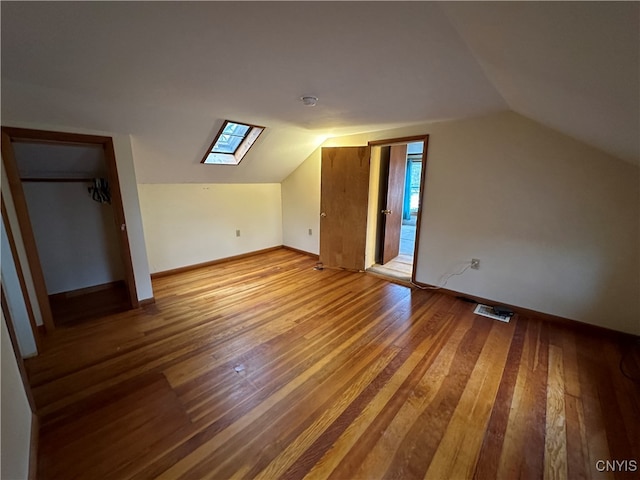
top-left (381, 144), bottom-right (407, 264)
top-left (319, 146), bottom-right (370, 270)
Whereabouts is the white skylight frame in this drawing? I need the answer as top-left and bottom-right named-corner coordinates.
top-left (201, 120), bottom-right (265, 165)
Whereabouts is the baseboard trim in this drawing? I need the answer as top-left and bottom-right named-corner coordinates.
top-left (415, 284), bottom-right (638, 340)
top-left (151, 246), bottom-right (284, 279)
top-left (282, 245), bottom-right (319, 259)
top-left (29, 414), bottom-right (39, 480)
top-left (139, 297), bottom-right (156, 307)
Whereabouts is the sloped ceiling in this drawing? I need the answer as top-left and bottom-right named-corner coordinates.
top-left (441, 1), bottom-right (639, 165)
top-left (1, 2), bottom-right (637, 184)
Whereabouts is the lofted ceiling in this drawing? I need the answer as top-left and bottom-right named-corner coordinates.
top-left (1, 1), bottom-right (638, 184)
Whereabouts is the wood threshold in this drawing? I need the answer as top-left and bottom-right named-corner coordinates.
top-left (150, 246), bottom-right (284, 279)
top-left (365, 270), bottom-right (414, 289)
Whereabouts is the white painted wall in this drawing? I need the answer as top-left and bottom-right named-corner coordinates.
top-left (1, 311), bottom-right (33, 480)
top-left (112, 134), bottom-right (154, 301)
top-left (281, 111), bottom-right (640, 334)
top-left (22, 182), bottom-right (124, 294)
top-left (138, 184), bottom-right (283, 273)
top-left (1, 123), bottom-right (154, 303)
top-left (281, 149), bottom-right (321, 255)
top-left (1, 217), bottom-right (37, 357)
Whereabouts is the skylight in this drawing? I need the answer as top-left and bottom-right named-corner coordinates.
top-left (201, 120), bottom-right (265, 165)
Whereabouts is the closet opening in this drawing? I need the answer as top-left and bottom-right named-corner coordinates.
top-left (1, 127), bottom-right (138, 329)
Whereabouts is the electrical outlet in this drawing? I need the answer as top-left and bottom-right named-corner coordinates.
top-left (471, 258), bottom-right (480, 270)
top-left (308, 228), bottom-right (312, 235)
top-left (236, 229), bottom-right (241, 237)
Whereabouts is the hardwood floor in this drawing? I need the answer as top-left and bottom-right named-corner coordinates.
top-left (48, 280), bottom-right (131, 325)
top-left (25, 249), bottom-right (639, 479)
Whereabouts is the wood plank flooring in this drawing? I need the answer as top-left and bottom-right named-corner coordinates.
top-left (48, 280), bottom-right (131, 325)
top-left (25, 249), bottom-right (640, 479)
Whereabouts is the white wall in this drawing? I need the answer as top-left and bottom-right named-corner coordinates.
top-left (281, 111), bottom-right (640, 334)
top-left (281, 149), bottom-right (321, 255)
top-left (112, 134), bottom-right (154, 301)
top-left (1, 311), bottom-right (33, 480)
top-left (138, 184), bottom-right (283, 273)
top-left (1, 217), bottom-right (37, 357)
top-left (22, 182), bottom-right (124, 294)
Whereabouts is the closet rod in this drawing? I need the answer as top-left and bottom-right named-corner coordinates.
top-left (20, 177), bottom-right (94, 183)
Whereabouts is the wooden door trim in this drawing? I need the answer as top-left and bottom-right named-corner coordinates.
top-left (368, 134), bottom-right (429, 285)
top-left (412, 135), bottom-right (429, 285)
top-left (1, 285), bottom-right (37, 412)
top-left (1, 196), bottom-right (42, 351)
top-left (103, 138), bottom-right (139, 307)
top-left (2, 126), bottom-right (112, 145)
top-left (368, 135), bottom-right (428, 147)
top-left (1, 130), bottom-right (56, 331)
top-left (1, 127), bottom-right (140, 326)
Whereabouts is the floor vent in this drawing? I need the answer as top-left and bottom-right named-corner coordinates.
top-left (474, 304), bottom-right (511, 323)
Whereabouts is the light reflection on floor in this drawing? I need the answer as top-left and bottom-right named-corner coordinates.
top-left (368, 223), bottom-right (416, 281)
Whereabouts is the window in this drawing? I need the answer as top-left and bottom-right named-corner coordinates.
top-left (201, 120), bottom-right (265, 165)
top-left (408, 155), bottom-right (422, 213)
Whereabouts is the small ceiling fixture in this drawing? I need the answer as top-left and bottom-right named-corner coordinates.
top-left (300, 95), bottom-right (318, 107)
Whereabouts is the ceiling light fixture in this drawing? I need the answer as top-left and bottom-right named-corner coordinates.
top-left (300, 95), bottom-right (318, 107)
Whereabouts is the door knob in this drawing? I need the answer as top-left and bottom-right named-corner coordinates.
top-left (320, 212), bottom-right (327, 217)
top-left (381, 210), bottom-right (392, 215)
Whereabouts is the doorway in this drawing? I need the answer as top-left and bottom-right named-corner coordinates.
top-left (1, 127), bottom-right (139, 329)
top-left (366, 135), bottom-right (428, 283)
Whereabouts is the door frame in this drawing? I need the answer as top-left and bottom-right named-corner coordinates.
top-left (1, 197), bottom-right (43, 350)
top-left (368, 134), bottom-right (429, 285)
top-left (1, 126), bottom-right (139, 331)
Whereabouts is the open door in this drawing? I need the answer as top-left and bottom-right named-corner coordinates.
top-left (319, 146), bottom-right (370, 271)
top-left (380, 144), bottom-right (407, 264)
